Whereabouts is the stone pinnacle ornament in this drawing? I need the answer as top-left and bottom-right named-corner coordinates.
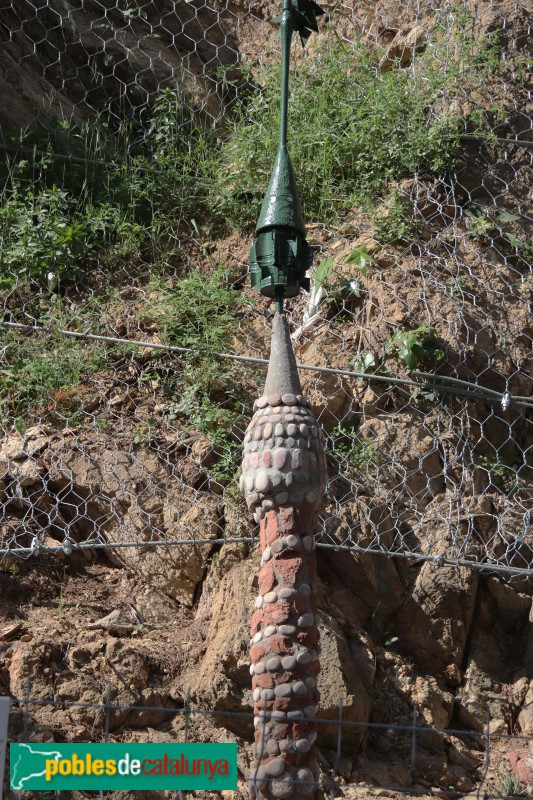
top-left (241, 3), bottom-right (326, 798)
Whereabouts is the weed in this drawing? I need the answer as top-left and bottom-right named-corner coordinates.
top-left (386, 325), bottom-right (444, 370)
top-left (476, 455), bottom-right (518, 493)
top-left (213, 40), bottom-right (460, 228)
top-left (372, 190), bottom-right (421, 244)
top-left (495, 767), bottom-right (528, 798)
top-left (328, 421), bottom-right (380, 477)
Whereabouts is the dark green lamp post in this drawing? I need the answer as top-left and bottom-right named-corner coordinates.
top-left (249, 0), bottom-right (324, 312)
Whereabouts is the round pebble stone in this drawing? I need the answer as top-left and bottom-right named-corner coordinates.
top-left (267, 393), bottom-right (282, 407)
top-left (261, 689), bottom-right (275, 700)
top-left (310, 649), bottom-right (319, 661)
top-left (305, 677), bottom-right (316, 689)
top-left (256, 507), bottom-right (266, 520)
top-left (255, 596), bottom-right (263, 609)
top-left (284, 414), bottom-right (295, 422)
top-left (244, 432), bottom-right (252, 443)
top-left (302, 537), bottom-right (314, 552)
top-left (253, 510), bottom-right (260, 523)
top-left (257, 397), bottom-right (269, 409)
top-left (295, 739), bottom-right (311, 753)
top-left (274, 683), bottom-right (292, 698)
top-left (275, 423), bottom-right (285, 437)
top-left (287, 710), bottom-right (304, 720)
top-left (270, 473), bottom-right (283, 488)
top-left (296, 651), bottom-right (312, 665)
top-left (264, 591), bottom-right (278, 604)
top-left (299, 424), bottom-right (309, 438)
top-left (278, 739), bottom-right (294, 753)
top-left (286, 535), bottom-right (300, 549)
top-left (253, 688), bottom-right (261, 702)
top-left (263, 423), bottom-right (273, 440)
top-left (264, 625), bottom-right (277, 637)
top-left (305, 492), bottom-right (317, 504)
top-left (266, 740), bottom-right (281, 756)
top-left (255, 471), bottom-right (271, 492)
top-left (298, 584), bottom-right (311, 597)
top-left (239, 475), bottom-right (245, 492)
top-left (249, 764), bottom-right (268, 790)
top-left (270, 776), bottom-right (294, 798)
top-left (262, 450), bottom-right (272, 468)
top-left (271, 710), bottom-right (287, 720)
top-left (275, 492), bottom-right (289, 505)
top-left (310, 426), bottom-right (318, 438)
top-left (266, 656), bottom-right (281, 671)
top-left (281, 655), bottom-right (297, 670)
top-left (296, 768), bottom-right (314, 795)
top-left (254, 661), bottom-right (266, 675)
top-left (262, 548), bottom-right (272, 563)
top-left (278, 625), bottom-right (296, 635)
top-left (298, 613), bottom-right (315, 628)
top-left (271, 539), bottom-right (284, 554)
top-left (272, 406), bottom-right (281, 414)
top-left (253, 427), bottom-right (263, 441)
top-left (278, 587), bottom-right (295, 600)
top-left (245, 475), bottom-right (255, 493)
top-left (285, 472), bottom-right (294, 486)
top-left (286, 437), bottom-right (297, 448)
top-left (304, 705), bottom-right (317, 718)
top-left (286, 423), bottom-right (298, 437)
top-left (309, 731), bottom-right (317, 745)
top-left (274, 449), bottom-right (288, 469)
top-left (292, 681), bottom-right (308, 695)
top-left (276, 437), bottom-right (285, 447)
top-left (291, 492), bottom-right (303, 504)
top-left (296, 395), bottom-right (306, 406)
top-left (269, 414), bottom-right (282, 424)
top-left (263, 499), bottom-right (275, 511)
top-left (249, 665), bottom-right (255, 676)
top-left (281, 393), bottom-right (297, 406)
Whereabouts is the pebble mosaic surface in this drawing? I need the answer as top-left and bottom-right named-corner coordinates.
top-left (240, 392), bottom-right (327, 523)
top-left (242, 392), bottom-right (327, 800)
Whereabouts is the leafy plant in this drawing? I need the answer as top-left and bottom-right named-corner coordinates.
top-left (386, 325), bottom-right (444, 370)
top-left (328, 421), bottom-right (380, 476)
top-left (213, 40), bottom-right (461, 228)
top-left (346, 245), bottom-right (374, 277)
top-left (372, 190), bottom-right (421, 244)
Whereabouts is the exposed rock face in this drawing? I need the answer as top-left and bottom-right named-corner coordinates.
top-left (241, 314), bottom-right (328, 800)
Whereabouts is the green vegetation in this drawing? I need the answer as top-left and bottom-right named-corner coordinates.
top-left (328, 420), bottom-right (380, 476)
top-left (214, 40), bottom-right (460, 228)
top-left (386, 325), bottom-right (444, 370)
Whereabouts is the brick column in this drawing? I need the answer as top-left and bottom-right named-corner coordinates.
top-left (241, 318), bottom-right (327, 800)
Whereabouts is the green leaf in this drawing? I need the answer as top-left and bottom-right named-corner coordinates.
top-left (346, 245), bottom-right (374, 277)
top-left (314, 257), bottom-right (334, 291)
top-left (497, 211), bottom-right (521, 223)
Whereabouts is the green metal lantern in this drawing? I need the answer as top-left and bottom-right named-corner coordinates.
top-left (249, 0), bottom-right (324, 309)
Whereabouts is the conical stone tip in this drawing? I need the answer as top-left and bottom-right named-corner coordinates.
top-left (264, 313), bottom-right (302, 397)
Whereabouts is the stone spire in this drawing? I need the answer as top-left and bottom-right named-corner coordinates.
top-left (240, 312), bottom-right (327, 800)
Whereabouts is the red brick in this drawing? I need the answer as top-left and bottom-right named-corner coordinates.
top-left (296, 628), bottom-right (318, 646)
top-left (273, 724), bottom-right (290, 739)
top-left (294, 595), bottom-right (310, 614)
top-left (282, 753), bottom-right (297, 768)
top-left (275, 555), bottom-right (305, 584)
top-left (250, 611), bottom-right (262, 635)
top-left (250, 644), bottom-right (267, 662)
top-left (307, 660), bottom-right (320, 677)
top-left (298, 748), bottom-right (317, 767)
top-left (265, 512), bottom-right (281, 545)
top-left (274, 698), bottom-right (292, 712)
top-left (259, 519), bottom-right (268, 550)
top-left (295, 505), bottom-right (318, 531)
top-left (255, 674), bottom-right (276, 689)
top-left (278, 507), bottom-right (296, 534)
top-left (261, 601), bottom-right (291, 626)
top-left (267, 635), bottom-right (293, 655)
top-left (292, 723), bottom-right (311, 738)
top-left (258, 562), bottom-right (276, 595)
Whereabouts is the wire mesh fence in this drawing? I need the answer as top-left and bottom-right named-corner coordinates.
top-left (0, 4), bottom-right (532, 795)
top-left (5, 688), bottom-right (533, 799)
top-left (0, 1), bottom-right (531, 582)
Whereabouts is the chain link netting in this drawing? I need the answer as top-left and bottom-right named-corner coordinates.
top-left (0, 0), bottom-right (531, 587)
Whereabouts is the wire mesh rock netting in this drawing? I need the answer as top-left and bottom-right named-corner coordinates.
top-left (0, 0), bottom-right (531, 588)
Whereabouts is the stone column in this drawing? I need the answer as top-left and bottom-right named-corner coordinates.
top-left (240, 314), bottom-right (327, 800)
